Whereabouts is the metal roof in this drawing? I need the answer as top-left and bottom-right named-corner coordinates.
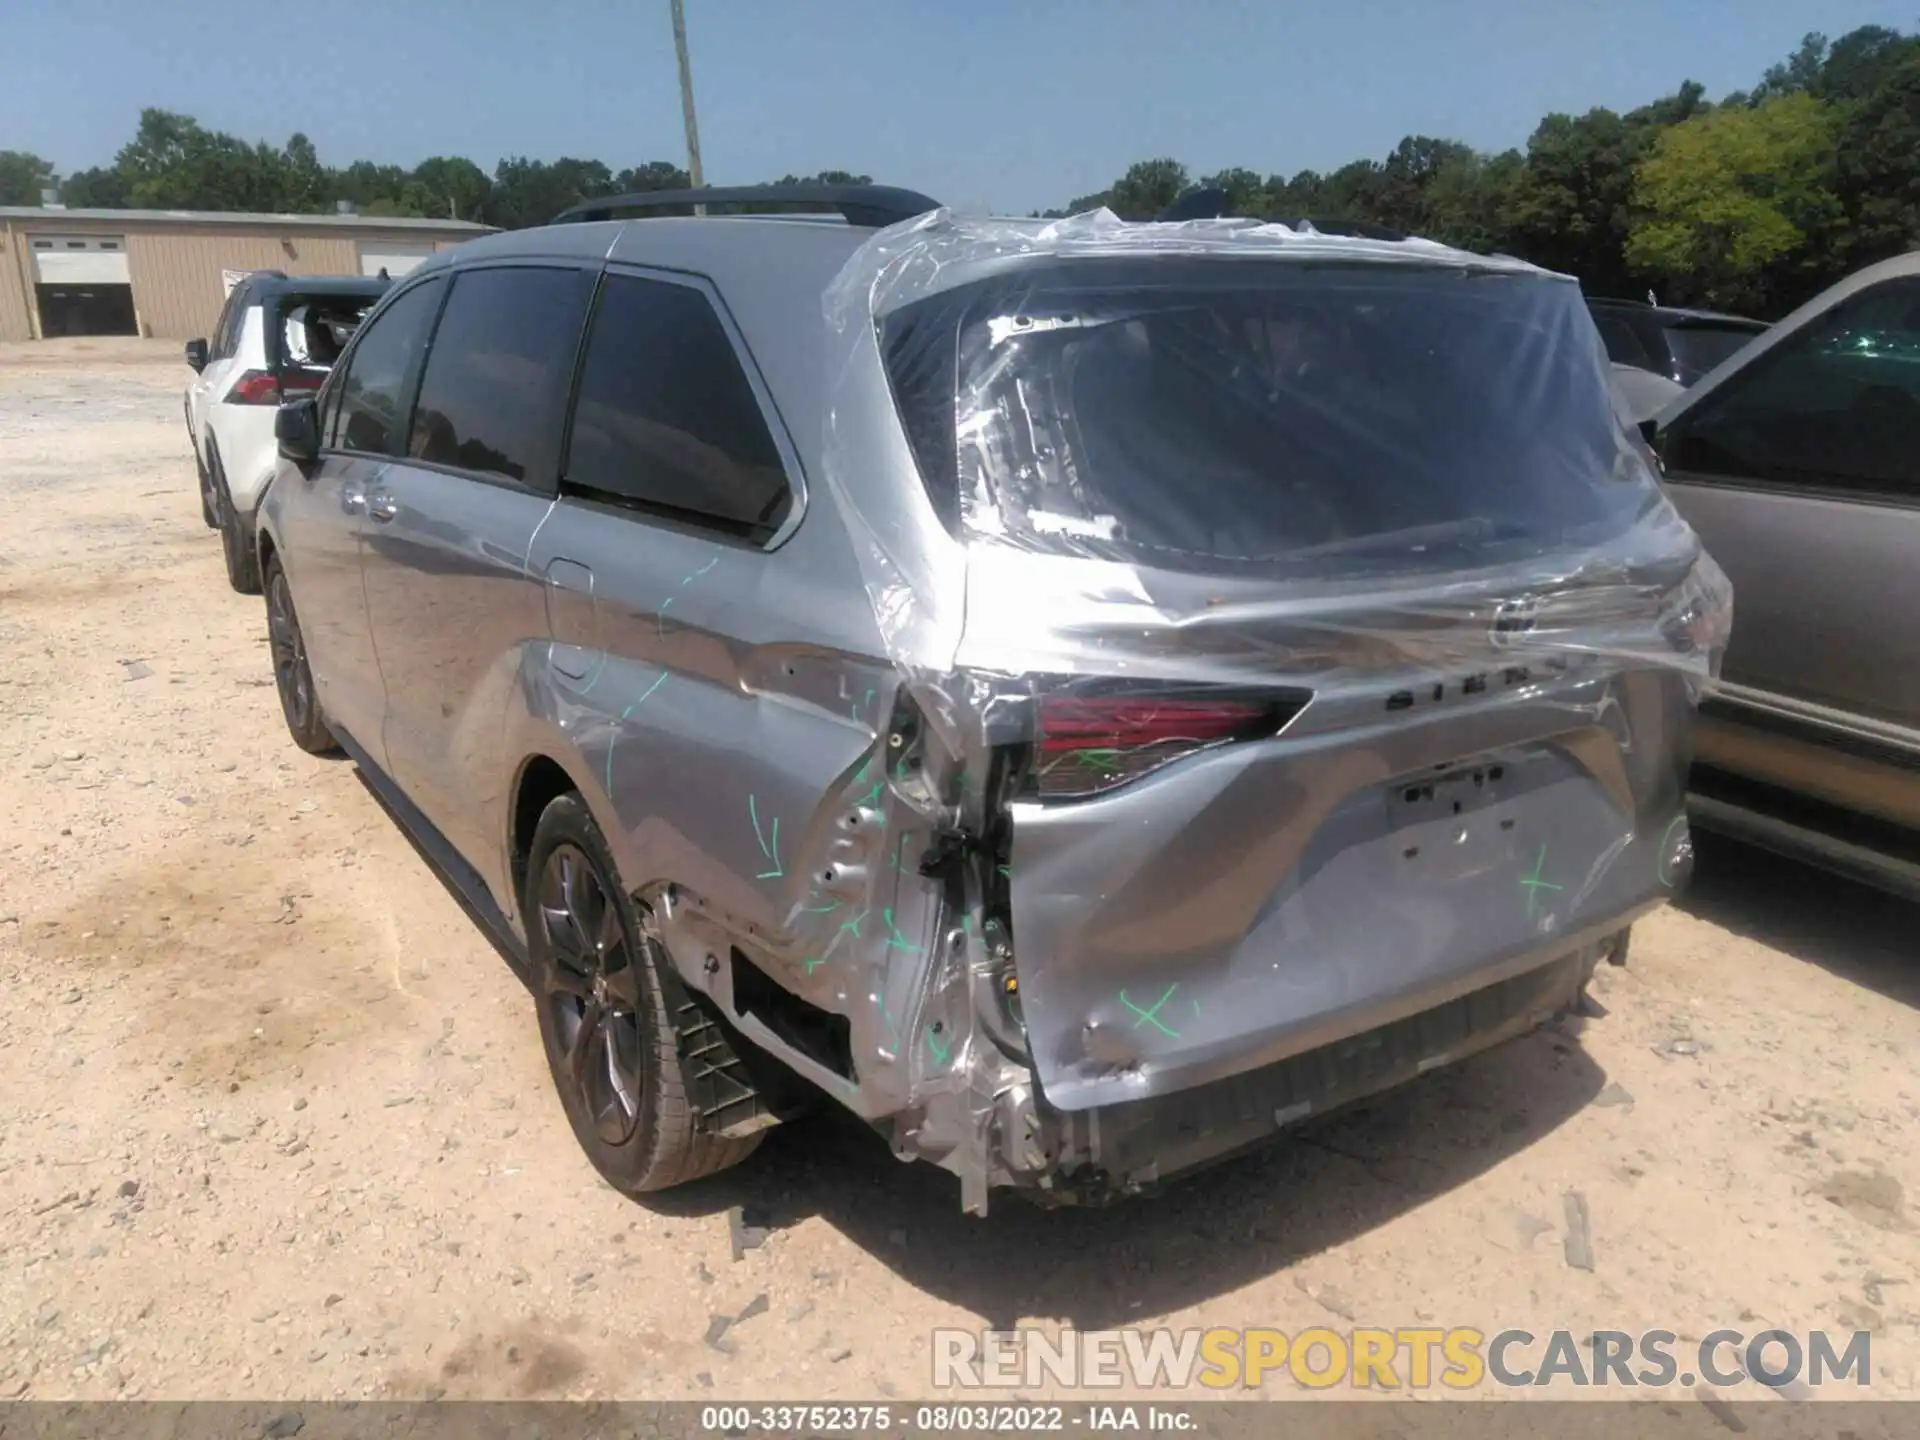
top-left (0, 206), bottom-right (491, 232)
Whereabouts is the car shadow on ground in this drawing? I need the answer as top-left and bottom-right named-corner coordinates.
top-left (642, 1020), bottom-right (1604, 1329)
top-left (1680, 832), bottom-right (1920, 1011)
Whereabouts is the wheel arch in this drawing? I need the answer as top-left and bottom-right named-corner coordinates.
top-left (508, 752), bottom-right (590, 924)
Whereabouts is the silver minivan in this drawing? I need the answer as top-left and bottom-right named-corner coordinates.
top-left (259, 187), bottom-right (1728, 1213)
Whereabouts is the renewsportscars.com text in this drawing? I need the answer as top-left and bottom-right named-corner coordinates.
top-left (931, 1326), bottom-right (1871, 1392)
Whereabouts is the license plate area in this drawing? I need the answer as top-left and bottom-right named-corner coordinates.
top-left (1387, 758), bottom-right (1525, 885)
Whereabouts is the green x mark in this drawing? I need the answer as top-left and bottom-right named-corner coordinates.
top-left (925, 1027), bottom-right (951, 1067)
top-left (803, 956), bottom-right (827, 975)
top-left (837, 907), bottom-right (870, 940)
top-left (1121, 984), bottom-right (1181, 1038)
top-left (881, 907), bottom-right (923, 955)
top-left (1520, 843), bottom-right (1564, 918)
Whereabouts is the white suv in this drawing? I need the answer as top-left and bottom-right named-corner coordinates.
top-left (183, 273), bottom-right (387, 592)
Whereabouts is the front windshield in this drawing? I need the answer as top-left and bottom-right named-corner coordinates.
top-left (882, 259), bottom-right (1661, 577)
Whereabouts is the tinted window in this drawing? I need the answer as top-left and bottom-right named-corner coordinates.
top-left (1593, 313), bottom-right (1654, 370)
top-left (332, 278), bottom-right (445, 456)
top-left (885, 260), bottom-right (1658, 576)
top-left (210, 287), bottom-right (244, 359)
top-left (562, 274), bottom-right (792, 541)
top-left (407, 266), bottom-right (594, 488)
top-left (1664, 323), bottom-right (1764, 385)
top-left (1666, 279), bottom-right (1920, 496)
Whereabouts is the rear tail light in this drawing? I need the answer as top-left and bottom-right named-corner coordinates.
top-left (1029, 687), bottom-right (1306, 799)
top-left (223, 370), bottom-right (282, 405)
top-left (224, 369), bottom-right (324, 406)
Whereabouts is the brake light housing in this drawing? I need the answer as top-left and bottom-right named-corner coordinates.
top-left (223, 368), bottom-right (324, 406)
top-left (1025, 684), bottom-right (1308, 799)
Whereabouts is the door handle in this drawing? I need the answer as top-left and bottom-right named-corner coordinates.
top-left (367, 491), bottom-right (398, 523)
top-left (341, 484), bottom-right (366, 514)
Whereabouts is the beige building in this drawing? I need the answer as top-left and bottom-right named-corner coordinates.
top-left (0, 205), bottom-right (491, 343)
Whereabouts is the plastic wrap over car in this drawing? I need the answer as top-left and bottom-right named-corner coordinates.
top-left (800, 207), bottom-right (1729, 1210)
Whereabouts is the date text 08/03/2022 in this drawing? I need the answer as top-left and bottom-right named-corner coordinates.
top-left (699, 1404), bottom-right (1193, 1432)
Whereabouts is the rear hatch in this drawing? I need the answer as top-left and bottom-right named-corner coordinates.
top-left (881, 254), bottom-right (1722, 1111)
top-left (262, 287), bottom-right (385, 398)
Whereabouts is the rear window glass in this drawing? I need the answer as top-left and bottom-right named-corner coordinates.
top-left (1665, 323), bottom-right (1765, 384)
top-left (883, 260), bottom-right (1661, 576)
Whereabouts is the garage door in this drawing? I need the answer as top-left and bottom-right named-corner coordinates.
top-left (30, 235), bottom-right (131, 285)
top-left (30, 236), bottom-right (137, 337)
top-left (358, 243), bottom-right (436, 278)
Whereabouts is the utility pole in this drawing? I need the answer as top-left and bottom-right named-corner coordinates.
top-left (670, 0), bottom-right (705, 198)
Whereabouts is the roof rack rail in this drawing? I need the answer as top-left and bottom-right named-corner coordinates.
top-left (551, 184), bottom-right (942, 229)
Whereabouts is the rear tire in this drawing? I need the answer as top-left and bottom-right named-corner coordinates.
top-left (523, 793), bottom-right (762, 1193)
top-left (211, 450), bottom-right (261, 595)
top-left (264, 554), bottom-right (339, 756)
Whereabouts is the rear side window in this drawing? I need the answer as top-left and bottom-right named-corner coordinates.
top-left (883, 260), bottom-right (1659, 577)
top-left (1664, 323), bottom-right (1764, 385)
top-left (331, 278), bottom-right (445, 455)
top-left (1592, 313), bottom-right (1654, 370)
top-left (561, 273), bottom-right (793, 543)
top-left (211, 287), bottom-right (247, 359)
top-left (407, 266), bottom-right (595, 489)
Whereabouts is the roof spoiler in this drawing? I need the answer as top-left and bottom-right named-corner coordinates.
top-left (1155, 188), bottom-right (1408, 241)
top-left (551, 184), bottom-right (942, 229)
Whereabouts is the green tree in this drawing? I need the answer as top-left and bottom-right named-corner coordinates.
top-left (60, 166), bottom-right (127, 208)
top-left (1835, 51), bottom-right (1920, 266)
top-left (1503, 82), bottom-right (1708, 296)
top-left (1066, 158), bottom-right (1190, 218)
top-left (1626, 92), bottom-right (1843, 311)
top-left (411, 155), bottom-right (491, 220)
top-left (0, 150), bottom-right (55, 205)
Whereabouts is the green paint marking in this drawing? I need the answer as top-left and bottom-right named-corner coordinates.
top-left (926, 1028), bottom-right (952, 1067)
top-left (853, 757), bottom-right (875, 783)
top-left (996, 864), bottom-right (1012, 878)
top-left (799, 899), bottom-right (839, 915)
top-left (1655, 814), bottom-right (1688, 888)
top-left (1520, 843), bottom-right (1564, 918)
top-left (749, 796), bottom-right (784, 880)
top-left (837, 907), bottom-right (869, 940)
top-left (1121, 984), bottom-right (1181, 1038)
top-left (860, 781), bottom-right (886, 809)
top-left (603, 669), bottom-right (669, 794)
top-left (881, 907), bottom-right (923, 955)
top-left (655, 553), bottom-right (722, 639)
top-left (803, 956), bottom-right (827, 975)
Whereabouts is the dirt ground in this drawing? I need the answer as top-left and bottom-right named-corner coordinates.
top-left (0, 337), bottom-right (1915, 1406)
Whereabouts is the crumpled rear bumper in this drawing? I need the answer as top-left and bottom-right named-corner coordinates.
top-left (991, 929), bottom-right (1622, 1205)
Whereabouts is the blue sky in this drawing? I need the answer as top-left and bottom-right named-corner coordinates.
top-left (5, 0), bottom-right (1914, 214)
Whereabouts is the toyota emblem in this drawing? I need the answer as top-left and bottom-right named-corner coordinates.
top-left (1490, 595), bottom-right (1540, 647)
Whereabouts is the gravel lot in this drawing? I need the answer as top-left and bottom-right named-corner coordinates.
top-left (1, 339), bottom-right (1916, 1404)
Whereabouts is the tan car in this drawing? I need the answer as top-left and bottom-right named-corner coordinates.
top-left (1650, 253), bottom-right (1920, 899)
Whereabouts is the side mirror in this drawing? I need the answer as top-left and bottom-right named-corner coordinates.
top-left (275, 398), bottom-right (320, 466)
top-left (184, 338), bottom-right (208, 373)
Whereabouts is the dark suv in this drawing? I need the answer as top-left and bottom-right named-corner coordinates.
top-left (255, 186), bottom-right (1727, 1214)
top-left (1587, 296), bottom-right (1769, 388)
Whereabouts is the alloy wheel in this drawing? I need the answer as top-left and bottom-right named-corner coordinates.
top-left (537, 844), bottom-right (646, 1146)
top-left (266, 569), bottom-right (312, 730)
